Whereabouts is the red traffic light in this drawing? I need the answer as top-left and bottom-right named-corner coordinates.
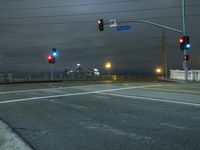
top-left (179, 38), bottom-right (184, 44)
top-left (48, 55), bottom-right (53, 63)
top-left (98, 19), bottom-right (104, 31)
top-left (48, 56), bottom-right (52, 60)
top-left (97, 20), bottom-right (101, 24)
top-left (48, 55), bottom-right (56, 64)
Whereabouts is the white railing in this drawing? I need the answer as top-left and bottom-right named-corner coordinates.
top-left (170, 70), bottom-right (200, 81)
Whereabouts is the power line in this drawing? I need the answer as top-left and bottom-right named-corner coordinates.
top-left (0, 0), bottom-right (199, 11)
top-left (1, 5), bottom-right (200, 21)
top-left (0, 0), bottom-right (137, 10)
top-left (0, 21), bottom-right (93, 26)
top-left (0, 0), bottom-right (23, 2)
top-left (0, 14), bottom-right (199, 26)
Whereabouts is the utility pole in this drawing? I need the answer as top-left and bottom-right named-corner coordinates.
top-left (162, 29), bottom-right (167, 78)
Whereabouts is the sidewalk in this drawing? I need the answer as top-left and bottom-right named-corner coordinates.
top-left (0, 120), bottom-right (33, 150)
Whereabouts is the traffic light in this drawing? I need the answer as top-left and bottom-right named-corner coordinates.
top-left (98, 19), bottom-right (104, 31)
top-left (185, 36), bottom-right (190, 49)
top-left (52, 48), bottom-right (57, 57)
top-left (48, 55), bottom-right (53, 63)
top-left (179, 36), bottom-right (190, 50)
top-left (184, 54), bottom-right (189, 61)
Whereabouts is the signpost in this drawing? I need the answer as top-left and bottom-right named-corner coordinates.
top-left (109, 19), bottom-right (117, 27)
top-left (117, 25), bottom-right (131, 31)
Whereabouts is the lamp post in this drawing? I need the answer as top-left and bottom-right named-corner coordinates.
top-left (155, 67), bottom-right (163, 77)
top-left (105, 62), bottom-right (112, 75)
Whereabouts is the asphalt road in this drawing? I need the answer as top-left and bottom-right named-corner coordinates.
top-left (0, 81), bottom-right (200, 150)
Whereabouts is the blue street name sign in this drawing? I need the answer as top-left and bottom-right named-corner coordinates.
top-left (117, 25), bottom-right (131, 31)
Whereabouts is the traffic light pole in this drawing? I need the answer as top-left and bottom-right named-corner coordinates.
top-left (51, 63), bottom-right (54, 80)
top-left (182, 0), bottom-right (188, 81)
top-left (48, 48), bottom-right (57, 80)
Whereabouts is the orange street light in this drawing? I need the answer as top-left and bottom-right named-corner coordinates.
top-left (105, 62), bottom-right (111, 70)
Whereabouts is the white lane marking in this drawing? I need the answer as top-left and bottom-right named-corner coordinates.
top-left (86, 123), bottom-right (151, 140)
top-left (0, 84), bottom-right (108, 95)
top-left (100, 93), bottom-right (200, 107)
top-left (160, 123), bottom-right (192, 130)
top-left (0, 85), bottom-right (161, 104)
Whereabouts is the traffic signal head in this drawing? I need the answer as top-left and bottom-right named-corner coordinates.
top-left (48, 55), bottom-right (53, 63)
top-left (98, 19), bottom-right (104, 31)
top-left (179, 38), bottom-right (184, 44)
top-left (184, 54), bottom-right (189, 61)
top-left (185, 43), bottom-right (191, 49)
top-left (52, 48), bottom-right (57, 57)
top-left (179, 36), bottom-right (190, 50)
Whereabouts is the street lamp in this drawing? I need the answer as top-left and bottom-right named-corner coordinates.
top-left (105, 62), bottom-right (112, 75)
top-left (105, 62), bottom-right (111, 69)
top-left (155, 67), bottom-right (163, 77)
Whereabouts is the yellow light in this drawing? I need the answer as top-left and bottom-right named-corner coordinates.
top-left (155, 67), bottom-right (162, 74)
top-left (105, 62), bottom-right (111, 69)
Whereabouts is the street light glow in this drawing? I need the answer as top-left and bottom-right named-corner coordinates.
top-left (105, 62), bottom-right (111, 69)
top-left (155, 67), bottom-right (162, 74)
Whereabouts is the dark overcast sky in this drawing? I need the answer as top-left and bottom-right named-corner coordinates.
top-left (0, 0), bottom-right (199, 75)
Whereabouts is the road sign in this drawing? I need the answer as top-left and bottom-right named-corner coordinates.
top-left (110, 19), bottom-right (117, 27)
top-left (117, 25), bottom-right (131, 31)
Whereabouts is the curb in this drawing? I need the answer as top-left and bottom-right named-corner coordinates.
top-left (0, 120), bottom-right (33, 150)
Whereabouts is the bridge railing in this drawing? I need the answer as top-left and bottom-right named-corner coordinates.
top-left (170, 70), bottom-right (200, 81)
top-left (0, 73), bottom-right (64, 83)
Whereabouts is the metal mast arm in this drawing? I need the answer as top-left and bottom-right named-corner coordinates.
top-left (111, 20), bottom-right (183, 34)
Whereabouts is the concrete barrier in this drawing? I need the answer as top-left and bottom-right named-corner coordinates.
top-left (0, 73), bottom-right (64, 84)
